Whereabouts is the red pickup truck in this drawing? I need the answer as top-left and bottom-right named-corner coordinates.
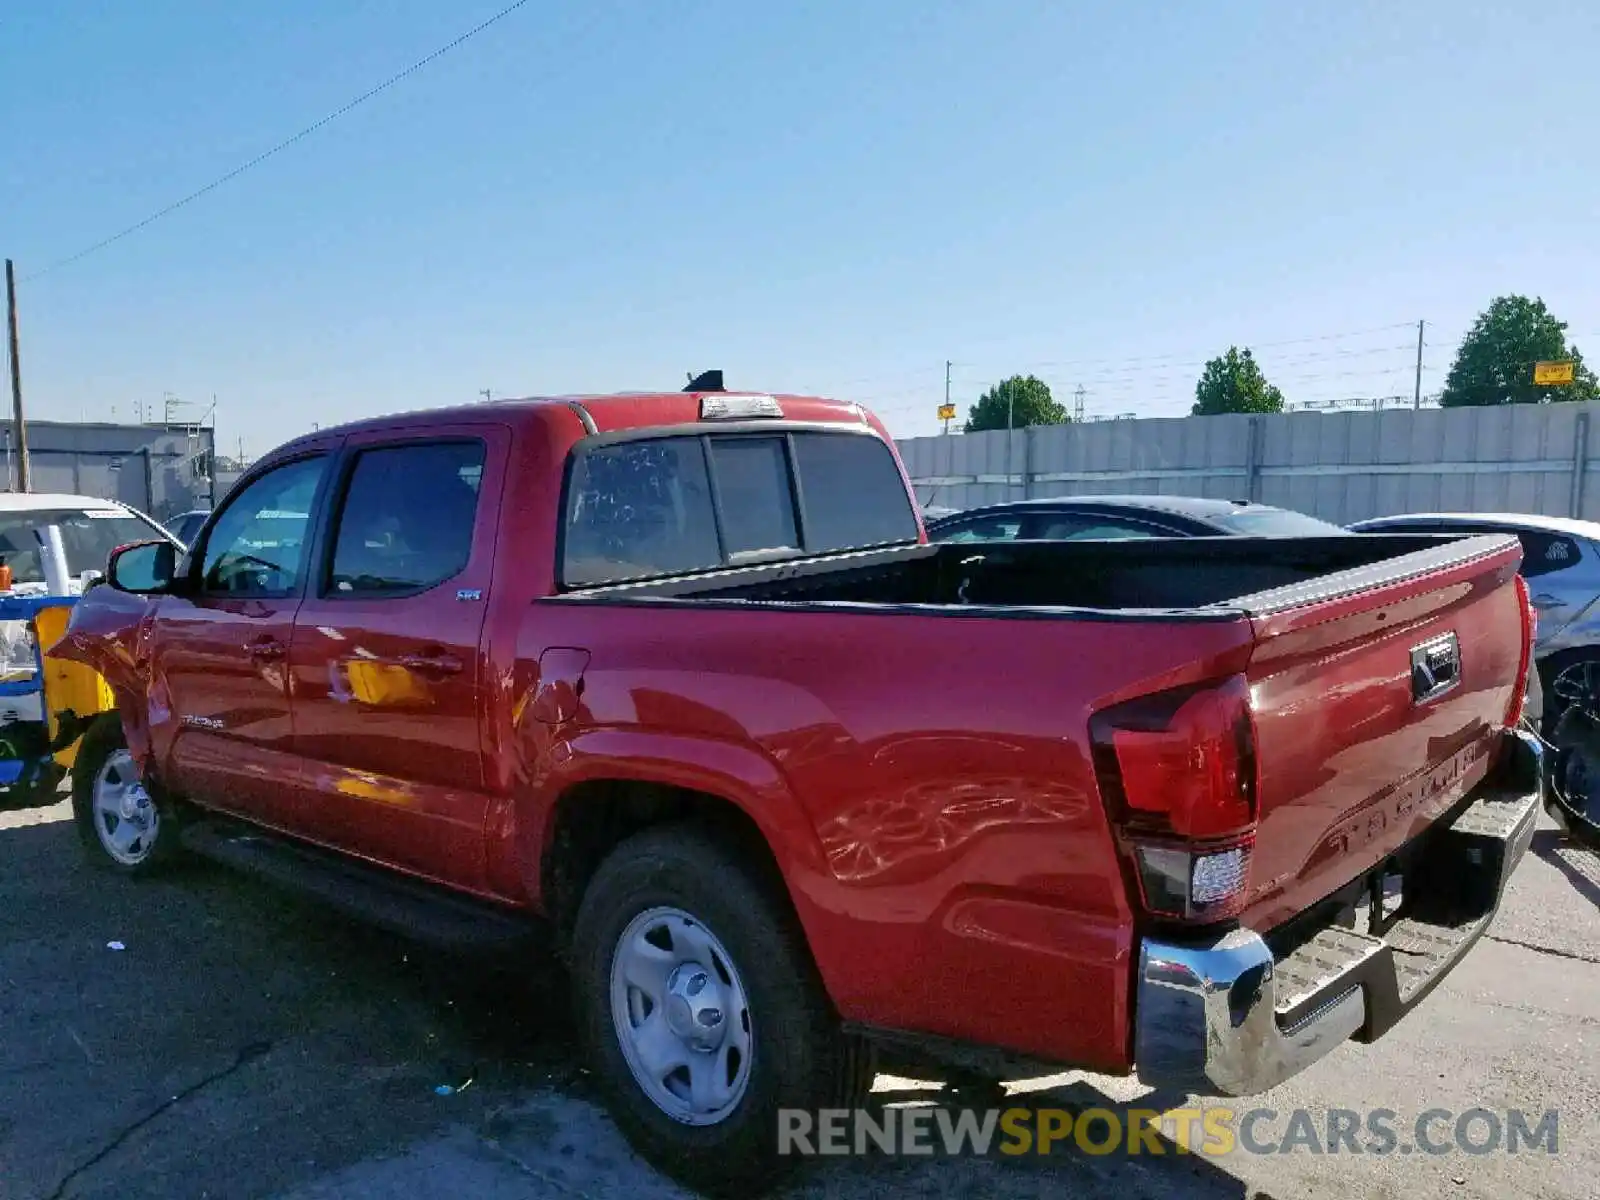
top-left (55, 389), bottom-right (1541, 1190)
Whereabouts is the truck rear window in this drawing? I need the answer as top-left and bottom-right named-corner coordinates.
top-left (709, 438), bottom-right (799, 555)
top-left (562, 430), bottom-right (919, 587)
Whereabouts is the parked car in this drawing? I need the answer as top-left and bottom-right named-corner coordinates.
top-left (925, 494), bottom-right (1349, 542)
top-left (54, 391), bottom-right (1540, 1193)
top-left (164, 508), bottom-right (211, 547)
top-left (0, 492), bottom-right (177, 597)
top-left (1350, 511), bottom-right (1600, 824)
top-left (0, 494), bottom-right (182, 804)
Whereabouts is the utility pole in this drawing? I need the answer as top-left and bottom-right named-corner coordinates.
top-left (1007, 386), bottom-right (1017, 499)
top-left (942, 361), bottom-right (952, 434)
top-left (1074, 384), bottom-right (1086, 423)
top-left (1413, 319), bottom-right (1425, 409)
top-left (5, 260), bottom-right (30, 492)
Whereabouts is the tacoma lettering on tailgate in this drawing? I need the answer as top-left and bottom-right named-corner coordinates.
top-left (1313, 737), bottom-right (1491, 865)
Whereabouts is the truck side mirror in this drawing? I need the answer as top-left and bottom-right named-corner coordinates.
top-left (107, 540), bottom-right (179, 594)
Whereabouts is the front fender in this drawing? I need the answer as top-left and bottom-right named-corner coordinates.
top-left (46, 586), bottom-right (159, 769)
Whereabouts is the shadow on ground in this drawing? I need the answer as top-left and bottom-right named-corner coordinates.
top-left (0, 807), bottom-right (1259, 1200)
top-left (1531, 828), bottom-right (1600, 909)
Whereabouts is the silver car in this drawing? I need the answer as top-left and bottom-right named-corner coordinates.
top-left (1348, 512), bottom-right (1600, 667)
top-left (1349, 512), bottom-right (1600, 822)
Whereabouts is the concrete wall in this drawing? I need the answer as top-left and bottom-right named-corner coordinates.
top-left (898, 402), bottom-right (1597, 524)
top-left (2, 421), bottom-right (218, 521)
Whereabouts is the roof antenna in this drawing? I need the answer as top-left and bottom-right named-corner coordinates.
top-left (684, 370), bottom-right (725, 393)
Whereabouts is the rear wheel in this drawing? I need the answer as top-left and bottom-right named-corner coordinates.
top-left (1543, 650), bottom-right (1600, 825)
top-left (72, 717), bottom-right (178, 875)
top-left (570, 824), bottom-right (871, 1194)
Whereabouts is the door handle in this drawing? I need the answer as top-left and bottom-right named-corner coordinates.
top-left (246, 637), bottom-right (285, 662)
top-left (399, 651), bottom-right (464, 677)
top-left (1530, 592), bottom-right (1563, 609)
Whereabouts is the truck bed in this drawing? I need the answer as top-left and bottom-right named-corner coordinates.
top-left (544, 529), bottom-right (1527, 958)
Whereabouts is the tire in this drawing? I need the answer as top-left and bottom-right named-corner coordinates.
top-left (1540, 649), bottom-right (1600, 733)
top-left (71, 716), bottom-right (179, 876)
top-left (1539, 650), bottom-right (1600, 824)
top-left (570, 823), bottom-right (872, 1195)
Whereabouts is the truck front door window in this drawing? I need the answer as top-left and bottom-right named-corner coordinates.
top-left (329, 442), bottom-right (485, 595)
top-left (200, 457), bottom-right (326, 596)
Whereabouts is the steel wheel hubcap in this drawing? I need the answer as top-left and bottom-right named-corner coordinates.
top-left (609, 906), bottom-right (753, 1125)
top-left (92, 749), bottom-right (159, 866)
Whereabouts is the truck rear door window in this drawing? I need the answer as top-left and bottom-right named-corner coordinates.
top-left (327, 441), bottom-right (485, 595)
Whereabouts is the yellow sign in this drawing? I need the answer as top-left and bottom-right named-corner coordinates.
top-left (1535, 360), bottom-right (1575, 385)
top-left (937, 403), bottom-right (957, 421)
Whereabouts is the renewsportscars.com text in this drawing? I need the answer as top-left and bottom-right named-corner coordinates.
top-left (778, 1106), bottom-right (1560, 1158)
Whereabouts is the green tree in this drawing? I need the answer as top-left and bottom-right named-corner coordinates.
top-left (1440, 295), bottom-right (1598, 406)
top-left (963, 375), bottom-right (1069, 433)
top-left (1192, 347), bottom-right (1285, 416)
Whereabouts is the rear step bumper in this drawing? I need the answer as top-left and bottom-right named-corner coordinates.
top-left (1134, 727), bottom-right (1541, 1097)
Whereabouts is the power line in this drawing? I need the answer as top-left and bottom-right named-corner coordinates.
top-left (943, 363), bottom-right (1419, 398)
top-left (994, 322), bottom-right (1420, 373)
top-left (855, 343), bottom-right (1424, 413)
top-left (24, 0), bottom-right (533, 282)
top-left (1014, 342), bottom-right (1419, 385)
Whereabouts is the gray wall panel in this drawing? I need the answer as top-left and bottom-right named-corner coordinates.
top-left (900, 402), bottom-right (1600, 525)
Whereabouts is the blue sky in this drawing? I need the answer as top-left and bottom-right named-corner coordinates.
top-left (6, 0), bottom-right (1598, 455)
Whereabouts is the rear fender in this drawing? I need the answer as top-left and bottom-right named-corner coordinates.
top-left (520, 727), bottom-right (832, 893)
top-left (497, 724), bottom-right (841, 976)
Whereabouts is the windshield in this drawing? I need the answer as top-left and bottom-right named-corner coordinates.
top-left (1209, 508), bottom-right (1349, 537)
top-left (0, 506), bottom-right (170, 584)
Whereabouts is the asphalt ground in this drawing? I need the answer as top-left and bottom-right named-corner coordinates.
top-left (2, 798), bottom-right (1596, 1200)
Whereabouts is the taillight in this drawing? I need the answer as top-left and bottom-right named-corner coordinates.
top-left (1090, 675), bottom-right (1258, 922)
top-left (1506, 573), bottom-right (1536, 728)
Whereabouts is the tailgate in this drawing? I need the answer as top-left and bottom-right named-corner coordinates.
top-left (1234, 534), bottom-right (1527, 930)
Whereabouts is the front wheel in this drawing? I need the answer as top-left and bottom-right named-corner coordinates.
top-left (71, 717), bottom-right (178, 875)
top-left (571, 824), bottom-right (871, 1195)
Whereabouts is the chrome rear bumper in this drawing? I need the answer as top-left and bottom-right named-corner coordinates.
top-left (1135, 728), bottom-right (1542, 1096)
